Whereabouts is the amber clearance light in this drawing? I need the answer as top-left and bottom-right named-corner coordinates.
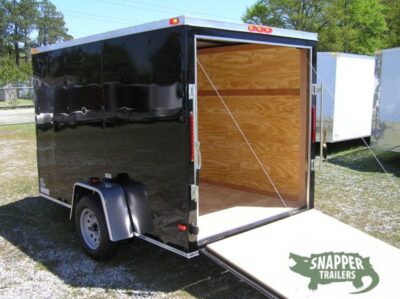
top-left (169, 17), bottom-right (180, 25)
top-left (248, 24), bottom-right (273, 34)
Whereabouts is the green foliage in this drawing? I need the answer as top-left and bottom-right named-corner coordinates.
top-left (0, 0), bottom-right (71, 85)
top-left (0, 55), bottom-right (20, 84)
top-left (321, 0), bottom-right (387, 54)
top-left (243, 0), bottom-right (328, 32)
top-left (0, 2), bottom-right (9, 55)
top-left (0, 55), bottom-right (32, 85)
top-left (243, 0), bottom-right (388, 55)
top-left (381, 0), bottom-right (400, 48)
top-left (18, 0), bottom-right (39, 59)
top-left (2, 0), bottom-right (38, 65)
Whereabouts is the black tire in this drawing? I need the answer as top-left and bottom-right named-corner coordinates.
top-left (74, 195), bottom-right (118, 260)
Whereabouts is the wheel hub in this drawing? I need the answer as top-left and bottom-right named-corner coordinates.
top-left (80, 208), bottom-right (101, 250)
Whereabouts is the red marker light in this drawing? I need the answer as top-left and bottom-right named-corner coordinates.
top-left (169, 17), bottom-right (180, 25)
top-left (311, 105), bottom-right (316, 143)
top-left (190, 111), bottom-right (194, 162)
top-left (264, 27), bottom-right (272, 33)
top-left (89, 177), bottom-right (100, 185)
top-left (178, 223), bottom-right (188, 231)
top-left (247, 24), bottom-right (273, 35)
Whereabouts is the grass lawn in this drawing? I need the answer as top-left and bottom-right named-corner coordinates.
top-left (0, 123), bottom-right (399, 297)
top-left (315, 145), bottom-right (400, 248)
top-left (0, 99), bottom-right (34, 108)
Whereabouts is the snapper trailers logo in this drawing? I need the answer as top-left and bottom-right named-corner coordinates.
top-left (289, 252), bottom-right (379, 294)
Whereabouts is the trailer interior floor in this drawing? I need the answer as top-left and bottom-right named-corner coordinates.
top-left (198, 182), bottom-right (299, 242)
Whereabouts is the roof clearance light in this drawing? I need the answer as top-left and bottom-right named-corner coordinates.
top-left (248, 24), bottom-right (273, 34)
top-left (169, 17), bottom-right (180, 25)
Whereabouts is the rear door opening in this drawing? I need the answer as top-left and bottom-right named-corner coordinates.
top-left (195, 38), bottom-right (311, 243)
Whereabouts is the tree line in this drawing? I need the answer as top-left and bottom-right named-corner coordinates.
top-left (0, 0), bottom-right (71, 84)
top-left (243, 0), bottom-right (399, 55)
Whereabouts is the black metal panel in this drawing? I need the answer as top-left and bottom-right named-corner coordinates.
top-left (33, 51), bottom-right (57, 199)
top-left (52, 43), bottom-right (104, 200)
top-left (34, 26), bottom-right (192, 251)
top-left (101, 27), bottom-right (190, 250)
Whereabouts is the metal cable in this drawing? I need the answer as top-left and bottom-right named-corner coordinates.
top-left (197, 59), bottom-right (293, 214)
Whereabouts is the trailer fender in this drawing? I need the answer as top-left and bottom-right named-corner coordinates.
top-left (117, 179), bottom-right (154, 234)
top-left (71, 182), bottom-right (134, 242)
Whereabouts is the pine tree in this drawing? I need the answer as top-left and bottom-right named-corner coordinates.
top-left (36, 0), bottom-right (72, 46)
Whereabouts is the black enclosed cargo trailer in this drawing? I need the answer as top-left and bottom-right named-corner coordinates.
top-left (32, 16), bottom-right (318, 296)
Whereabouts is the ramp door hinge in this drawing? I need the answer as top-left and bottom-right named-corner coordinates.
top-left (311, 83), bottom-right (322, 95)
top-left (188, 84), bottom-right (196, 100)
top-left (191, 184), bottom-right (199, 202)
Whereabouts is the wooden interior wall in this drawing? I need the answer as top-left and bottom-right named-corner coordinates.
top-left (197, 44), bottom-right (308, 202)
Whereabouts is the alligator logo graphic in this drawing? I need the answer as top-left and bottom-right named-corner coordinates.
top-left (289, 252), bottom-right (379, 294)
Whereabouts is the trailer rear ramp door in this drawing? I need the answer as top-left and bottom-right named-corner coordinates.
top-left (202, 209), bottom-right (400, 298)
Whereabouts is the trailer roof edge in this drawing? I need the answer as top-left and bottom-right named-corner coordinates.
top-left (378, 47), bottom-right (400, 54)
top-left (31, 16), bottom-right (318, 54)
top-left (317, 52), bottom-right (374, 59)
top-left (182, 16), bottom-right (318, 42)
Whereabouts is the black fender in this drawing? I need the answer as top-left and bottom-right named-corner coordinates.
top-left (117, 175), bottom-right (154, 234)
top-left (71, 182), bottom-right (134, 241)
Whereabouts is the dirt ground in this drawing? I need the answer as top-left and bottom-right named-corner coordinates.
top-left (0, 123), bottom-right (399, 298)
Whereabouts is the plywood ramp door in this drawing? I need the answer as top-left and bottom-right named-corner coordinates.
top-left (197, 43), bottom-right (309, 204)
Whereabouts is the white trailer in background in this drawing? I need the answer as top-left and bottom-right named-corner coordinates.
top-left (372, 48), bottom-right (400, 152)
top-left (316, 52), bottom-right (375, 144)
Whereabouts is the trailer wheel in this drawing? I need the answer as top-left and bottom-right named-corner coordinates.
top-left (75, 195), bottom-right (118, 260)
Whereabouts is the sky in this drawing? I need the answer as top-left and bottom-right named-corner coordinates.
top-left (51, 0), bottom-right (256, 39)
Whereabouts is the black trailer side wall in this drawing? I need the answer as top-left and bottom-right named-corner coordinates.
top-left (33, 26), bottom-right (192, 250)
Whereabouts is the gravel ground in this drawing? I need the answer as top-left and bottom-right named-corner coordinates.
top-left (0, 124), bottom-right (399, 298)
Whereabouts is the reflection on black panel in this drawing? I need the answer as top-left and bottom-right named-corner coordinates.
top-left (104, 83), bottom-right (181, 121)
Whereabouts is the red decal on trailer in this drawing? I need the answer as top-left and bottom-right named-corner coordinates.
top-left (190, 112), bottom-right (195, 162)
top-left (311, 105), bottom-right (316, 143)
